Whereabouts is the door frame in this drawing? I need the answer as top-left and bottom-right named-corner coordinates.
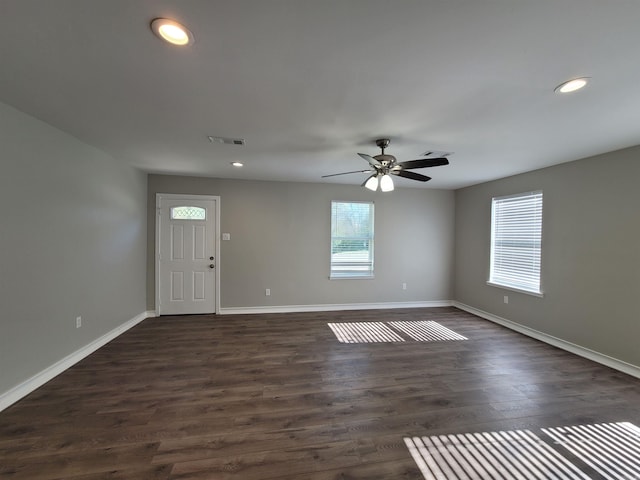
top-left (155, 193), bottom-right (221, 315)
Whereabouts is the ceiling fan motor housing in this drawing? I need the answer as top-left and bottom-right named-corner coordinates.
top-left (373, 154), bottom-right (396, 166)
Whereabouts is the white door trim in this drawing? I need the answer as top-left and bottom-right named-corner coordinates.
top-left (156, 193), bottom-right (221, 315)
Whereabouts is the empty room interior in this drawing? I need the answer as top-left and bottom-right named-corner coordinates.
top-left (2, 1), bottom-right (640, 479)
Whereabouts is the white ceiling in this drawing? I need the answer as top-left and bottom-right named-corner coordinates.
top-left (2, 0), bottom-right (640, 189)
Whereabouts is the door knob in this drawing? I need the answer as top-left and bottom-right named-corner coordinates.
top-left (209, 264), bottom-right (215, 269)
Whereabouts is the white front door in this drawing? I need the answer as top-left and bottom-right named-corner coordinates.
top-left (157, 194), bottom-right (219, 315)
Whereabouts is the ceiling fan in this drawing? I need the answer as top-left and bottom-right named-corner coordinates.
top-left (322, 138), bottom-right (449, 192)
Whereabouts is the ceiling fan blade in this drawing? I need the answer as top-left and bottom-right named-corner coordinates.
top-left (392, 170), bottom-right (431, 182)
top-left (321, 169), bottom-right (371, 178)
top-left (358, 153), bottom-right (381, 167)
top-left (397, 157), bottom-right (449, 169)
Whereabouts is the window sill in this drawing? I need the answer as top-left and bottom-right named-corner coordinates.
top-left (330, 274), bottom-right (375, 280)
top-left (487, 281), bottom-right (544, 298)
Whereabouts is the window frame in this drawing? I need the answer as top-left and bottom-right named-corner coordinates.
top-left (488, 191), bottom-right (544, 297)
top-left (329, 200), bottom-right (375, 280)
top-left (170, 205), bottom-right (207, 220)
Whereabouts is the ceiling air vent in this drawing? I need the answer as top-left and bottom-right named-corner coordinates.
top-left (208, 136), bottom-right (246, 146)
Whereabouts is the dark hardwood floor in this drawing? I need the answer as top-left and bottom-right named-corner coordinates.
top-left (1, 307), bottom-right (639, 479)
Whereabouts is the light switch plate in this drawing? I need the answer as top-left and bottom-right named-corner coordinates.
top-left (222, 233), bottom-right (231, 241)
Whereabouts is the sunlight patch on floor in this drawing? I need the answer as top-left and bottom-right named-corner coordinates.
top-left (406, 422), bottom-right (640, 479)
top-left (405, 429), bottom-right (586, 479)
top-left (327, 322), bottom-right (405, 343)
top-left (542, 422), bottom-right (640, 479)
top-left (389, 321), bottom-right (468, 342)
top-left (328, 321), bottom-right (467, 343)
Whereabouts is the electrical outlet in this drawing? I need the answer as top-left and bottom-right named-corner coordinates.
top-left (402, 283), bottom-right (407, 290)
top-left (265, 288), bottom-right (271, 296)
top-left (504, 295), bottom-right (509, 304)
top-left (76, 316), bottom-right (82, 328)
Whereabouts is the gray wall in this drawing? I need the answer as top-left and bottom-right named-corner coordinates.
top-left (0, 102), bottom-right (147, 394)
top-left (148, 175), bottom-right (455, 310)
top-left (454, 145), bottom-right (640, 367)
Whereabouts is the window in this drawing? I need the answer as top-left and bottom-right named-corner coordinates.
top-left (330, 201), bottom-right (374, 278)
top-left (489, 191), bottom-right (543, 295)
top-left (171, 206), bottom-right (206, 220)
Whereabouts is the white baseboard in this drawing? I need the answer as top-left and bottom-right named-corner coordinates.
top-left (220, 300), bottom-right (453, 315)
top-left (0, 310), bottom-right (154, 413)
top-left (453, 301), bottom-right (640, 380)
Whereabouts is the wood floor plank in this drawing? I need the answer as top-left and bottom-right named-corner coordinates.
top-left (168, 440), bottom-right (362, 479)
top-left (1, 307), bottom-right (640, 478)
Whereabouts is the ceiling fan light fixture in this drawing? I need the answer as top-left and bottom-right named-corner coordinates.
top-left (364, 175), bottom-right (379, 191)
top-left (554, 77), bottom-right (589, 94)
top-left (380, 174), bottom-right (394, 192)
top-left (151, 18), bottom-right (194, 46)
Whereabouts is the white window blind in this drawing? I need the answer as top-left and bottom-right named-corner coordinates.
top-left (330, 201), bottom-right (374, 278)
top-left (489, 191), bottom-right (543, 295)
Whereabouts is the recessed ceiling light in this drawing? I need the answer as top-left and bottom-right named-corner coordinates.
top-left (150, 18), bottom-right (194, 46)
top-left (231, 162), bottom-right (244, 167)
top-left (554, 77), bottom-right (590, 94)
